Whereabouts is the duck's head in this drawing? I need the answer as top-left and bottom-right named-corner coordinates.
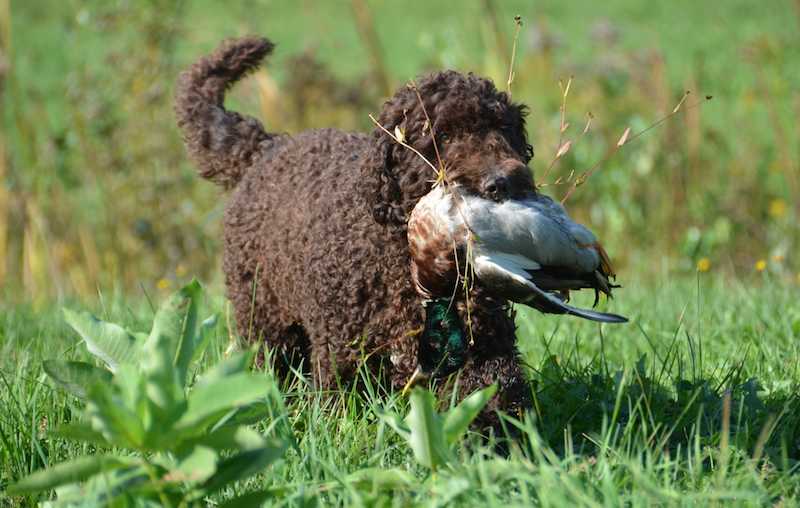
top-left (363, 70), bottom-right (537, 232)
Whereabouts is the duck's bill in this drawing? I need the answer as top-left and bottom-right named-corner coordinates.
top-left (523, 277), bottom-right (629, 323)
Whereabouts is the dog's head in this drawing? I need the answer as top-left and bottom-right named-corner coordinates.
top-left (365, 70), bottom-right (534, 231)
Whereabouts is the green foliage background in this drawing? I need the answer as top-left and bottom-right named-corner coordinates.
top-left (2, 4), bottom-right (800, 503)
top-left (3, 0), bottom-right (799, 302)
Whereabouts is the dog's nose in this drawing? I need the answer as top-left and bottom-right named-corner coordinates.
top-left (483, 175), bottom-right (510, 202)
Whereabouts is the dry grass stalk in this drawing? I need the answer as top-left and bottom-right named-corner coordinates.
top-left (542, 76), bottom-right (580, 183)
top-left (506, 15), bottom-right (523, 96)
top-left (0, 0), bottom-right (9, 289)
top-left (752, 61), bottom-right (798, 204)
top-left (368, 114), bottom-right (439, 177)
top-left (559, 91), bottom-right (712, 205)
top-left (684, 74), bottom-right (702, 173)
top-left (0, 140), bottom-right (7, 289)
top-left (351, 0), bottom-right (392, 96)
top-left (717, 390), bottom-right (732, 481)
top-left (410, 81), bottom-right (447, 177)
top-left (402, 85), bottom-right (478, 337)
top-left (481, 0), bottom-right (508, 58)
top-left (751, 413), bottom-right (778, 465)
top-left (0, 0), bottom-right (9, 52)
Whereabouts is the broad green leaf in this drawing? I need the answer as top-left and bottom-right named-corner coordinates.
top-left (221, 383), bottom-right (293, 444)
top-left (177, 373), bottom-right (277, 432)
top-left (210, 425), bottom-right (266, 451)
top-left (137, 281), bottom-right (202, 420)
top-left (443, 383), bottom-right (497, 444)
top-left (49, 423), bottom-right (110, 447)
top-left (200, 440), bottom-right (287, 495)
top-left (85, 381), bottom-right (145, 449)
top-left (43, 483), bottom-right (92, 508)
top-left (177, 425), bottom-right (266, 455)
top-left (63, 308), bottom-right (140, 372)
top-left (8, 455), bottom-right (132, 494)
top-left (116, 365), bottom-right (187, 450)
top-left (112, 363), bottom-right (178, 440)
top-left (377, 408), bottom-right (410, 440)
top-left (404, 388), bottom-right (448, 469)
top-left (189, 314), bottom-right (219, 365)
top-left (195, 350), bottom-right (253, 388)
top-left (188, 351), bottom-right (292, 441)
top-left (476, 458), bottom-right (520, 483)
top-left (216, 489), bottom-right (276, 508)
top-left (43, 360), bottom-right (113, 399)
top-left (172, 445), bottom-right (217, 484)
top-left (219, 401), bottom-right (274, 427)
top-left (345, 467), bottom-right (414, 491)
top-left (430, 475), bottom-right (471, 505)
top-left (142, 282), bottom-right (194, 368)
top-left (141, 282), bottom-right (201, 406)
top-left (44, 466), bottom-right (153, 508)
top-left (141, 378), bottom-right (188, 443)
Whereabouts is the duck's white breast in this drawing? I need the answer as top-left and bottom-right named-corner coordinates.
top-left (460, 193), bottom-right (600, 273)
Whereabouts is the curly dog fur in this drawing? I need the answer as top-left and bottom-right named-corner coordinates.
top-left (175, 36), bottom-right (536, 428)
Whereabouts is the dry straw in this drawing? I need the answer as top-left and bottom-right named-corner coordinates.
top-left (543, 88), bottom-right (713, 206)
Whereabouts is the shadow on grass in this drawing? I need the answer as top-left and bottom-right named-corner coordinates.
top-left (514, 353), bottom-right (800, 470)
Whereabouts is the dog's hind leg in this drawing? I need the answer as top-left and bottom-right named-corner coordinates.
top-left (223, 259), bottom-right (311, 381)
top-left (239, 306), bottom-right (311, 381)
top-left (261, 322), bottom-right (311, 381)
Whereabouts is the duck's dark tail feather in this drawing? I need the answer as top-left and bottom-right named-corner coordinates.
top-left (174, 36), bottom-right (276, 189)
top-left (524, 278), bottom-right (628, 324)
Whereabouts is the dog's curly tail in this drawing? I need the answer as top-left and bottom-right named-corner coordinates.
top-left (175, 36), bottom-right (276, 189)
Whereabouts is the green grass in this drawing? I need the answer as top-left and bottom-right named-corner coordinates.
top-left (3, 0), bottom-right (800, 505)
top-left (3, 0), bottom-right (799, 299)
top-left (2, 275), bottom-right (799, 506)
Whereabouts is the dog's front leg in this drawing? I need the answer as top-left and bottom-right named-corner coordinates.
top-left (450, 347), bottom-right (532, 434)
top-left (430, 292), bottom-right (533, 435)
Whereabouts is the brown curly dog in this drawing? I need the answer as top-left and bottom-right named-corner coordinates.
top-left (174, 36), bottom-right (535, 429)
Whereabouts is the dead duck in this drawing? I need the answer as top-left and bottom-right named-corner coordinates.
top-left (408, 184), bottom-right (627, 324)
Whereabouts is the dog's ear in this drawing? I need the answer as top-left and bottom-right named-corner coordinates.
top-left (363, 130), bottom-right (406, 230)
top-left (506, 102), bottom-right (534, 164)
top-left (364, 125), bottom-right (435, 232)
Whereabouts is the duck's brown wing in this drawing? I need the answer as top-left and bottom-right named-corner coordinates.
top-left (408, 188), bottom-right (468, 299)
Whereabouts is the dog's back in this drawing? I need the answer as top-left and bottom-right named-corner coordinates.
top-left (175, 38), bottom-right (421, 386)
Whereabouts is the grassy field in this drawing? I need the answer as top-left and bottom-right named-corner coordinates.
top-left (2, 0), bottom-right (800, 505)
top-left (2, 278), bottom-right (800, 506)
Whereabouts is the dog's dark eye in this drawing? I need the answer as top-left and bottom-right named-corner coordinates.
top-left (438, 132), bottom-right (450, 143)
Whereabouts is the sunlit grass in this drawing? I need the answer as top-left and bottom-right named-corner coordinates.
top-left (1, 276), bottom-right (798, 506)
